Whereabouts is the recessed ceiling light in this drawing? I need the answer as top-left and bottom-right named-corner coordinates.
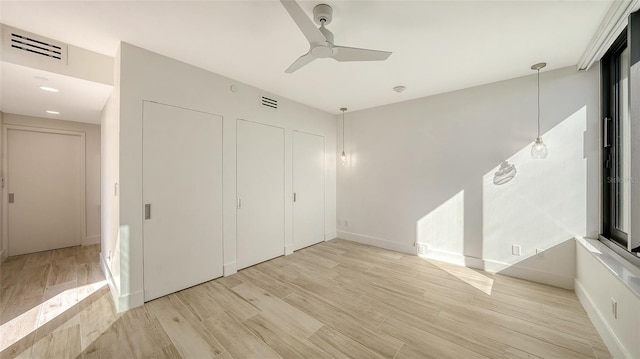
top-left (393, 86), bottom-right (406, 93)
top-left (46, 110), bottom-right (60, 115)
top-left (39, 86), bottom-right (59, 92)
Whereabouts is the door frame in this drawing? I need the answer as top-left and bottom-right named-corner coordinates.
top-left (2, 125), bottom-right (87, 257)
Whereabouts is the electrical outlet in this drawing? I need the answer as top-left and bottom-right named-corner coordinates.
top-left (611, 298), bottom-right (617, 319)
top-left (417, 243), bottom-right (426, 255)
top-left (512, 245), bottom-right (522, 256)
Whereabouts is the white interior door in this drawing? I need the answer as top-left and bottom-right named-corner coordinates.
top-left (293, 131), bottom-right (325, 251)
top-left (143, 102), bottom-right (223, 301)
top-left (236, 120), bottom-right (284, 269)
top-left (6, 128), bottom-right (84, 256)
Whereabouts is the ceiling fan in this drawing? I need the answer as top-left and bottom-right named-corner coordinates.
top-left (280, 0), bottom-right (392, 73)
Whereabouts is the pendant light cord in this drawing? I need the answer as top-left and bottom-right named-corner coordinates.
top-left (537, 69), bottom-right (541, 138)
top-left (342, 109), bottom-right (345, 151)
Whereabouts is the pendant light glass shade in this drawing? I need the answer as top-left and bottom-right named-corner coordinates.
top-left (531, 137), bottom-right (548, 159)
top-left (340, 150), bottom-right (346, 165)
top-left (530, 62), bottom-right (547, 159)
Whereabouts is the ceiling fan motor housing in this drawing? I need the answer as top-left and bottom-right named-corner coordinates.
top-left (314, 4), bottom-right (333, 25)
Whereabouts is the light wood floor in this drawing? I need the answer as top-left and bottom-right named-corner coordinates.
top-left (0, 239), bottom-right (610, 359)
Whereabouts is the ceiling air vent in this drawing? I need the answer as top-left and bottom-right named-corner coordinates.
top-left (9, 32), bottom-right (66, 61)
top-left (261, 96), bottom-right (278, 110)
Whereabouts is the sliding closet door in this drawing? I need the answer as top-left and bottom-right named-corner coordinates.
top-left (236, 120), bottom-right (285, 269)
top-left (143, 102), bottom-right (223, 301)
top-left (292, 131), bottom-right (325, 250)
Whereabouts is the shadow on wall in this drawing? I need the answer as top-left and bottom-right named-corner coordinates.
top-left (416, 105), bottom-right (591, 289)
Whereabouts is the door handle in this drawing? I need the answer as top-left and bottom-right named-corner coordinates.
top-left (604, 117), bottom-right (611, 148)
top-left (293, 192), bottom-right (297, 203)
top-left (145, 204), bottom-right (151, 220)
top-left (237, 196), bottom-right (242, 209)
top-left (8, 193), bottom-right (14, 203)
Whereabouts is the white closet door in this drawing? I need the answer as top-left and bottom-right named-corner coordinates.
top-left (293, 131), bottom-right (325, 251)
top-left (236, 120), bottom-right (284, 269)
top-left (143, 102), bottom-right (223, 302)
top-left (7, 128), bottom-right (84, 256)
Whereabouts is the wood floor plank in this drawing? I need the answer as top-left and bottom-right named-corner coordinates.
top-left (145, 295), bottom-right (225, 358)
top-left (284, 291), bottom-right (403, 358)
top-left (307, 325), bottom-right (386, 359)
top-left (378, 315), bottom-right (491, 359)
top-left (234, 266), bottom-right (297, 298)
top-left (231, 282), bottom-right (323, 338)
top-left (140, 343), bottom-right (182, 359)
top-left (202, 310), bottom-right (282, 359)
top-left (393, 343), bottom-right (435, 359)
top-left (203, 282), bottom-right (259, 322)
top-left (31, 324), bottom-right (82, 359)
top-left (175, 284), bottom-right (225, 321)
top-left (438, 308), bottom-right (594, 359)
top-left (242, 314), bottom-right (330, 358)
top-left (118, 307), bottom-right (173, 358)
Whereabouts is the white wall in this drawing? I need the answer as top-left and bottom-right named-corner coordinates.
top-left (2, 113), bottom-right (101, 249)
top-left (0, 112), bottom-right (3, 261)
top-left (100, 46), bottom-right (120, 295)
top-left (1, 24), bottom-right (113, 86)
top-left (103, 42), bottom-right (336, 311)
top-left (575, 237), bottom-right (640, 358)
top-left (337, 65), bottom-right (600, 288)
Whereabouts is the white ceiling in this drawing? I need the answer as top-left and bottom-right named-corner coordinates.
top-left (1, 62), bottom-right (113, 124)
top-left (0, 0), bottom-right (613, 116)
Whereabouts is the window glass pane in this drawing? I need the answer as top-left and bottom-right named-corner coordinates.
top-left (614, 47), bottom-right (630, 233)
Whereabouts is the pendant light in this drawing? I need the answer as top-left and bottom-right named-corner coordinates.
top-left (530, 62), bottom-right (548, 159)
top-left (340, 107), bottom-right (347, 165)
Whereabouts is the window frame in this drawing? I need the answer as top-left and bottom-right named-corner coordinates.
top-left (601, 30), bottom-right (629, 248)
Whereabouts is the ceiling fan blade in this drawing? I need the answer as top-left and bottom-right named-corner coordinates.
top-left (280, 0), bottom-right (326, 45)
top-left (285, 53), bottom-right (316, 73)
top-left (332, 46), bottom-right (392, 62)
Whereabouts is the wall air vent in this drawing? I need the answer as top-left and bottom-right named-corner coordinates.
top-left (261, 96), bottom-right (278, 110)
top-left (9, 31), bottom-right (67, 62)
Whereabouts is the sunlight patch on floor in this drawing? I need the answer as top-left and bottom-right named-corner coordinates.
top-left (0, 280), bottom-right (107, 351)
top-left (427, 259), bottom-right (494, 295)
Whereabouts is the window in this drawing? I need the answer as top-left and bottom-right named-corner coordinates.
top-left (602, 31), bottom-right (629, 248)
top-left (602, 12), bottom-right (639, 258)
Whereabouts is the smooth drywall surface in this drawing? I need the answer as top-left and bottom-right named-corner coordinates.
top-left (112, 42), bottom-right (336, 309)
top-left (2, 113), bottom-right (101, 244)
top-left (576, 237), bottom-right (640, 358)
top-left (100, 46), bottom-right (120, 296)
top-left (1, 24), bottom-right (114, 85)
top-left (337, 65), bottom-right (600, 287)
top-left (0, 112), bottom-right (3, 261)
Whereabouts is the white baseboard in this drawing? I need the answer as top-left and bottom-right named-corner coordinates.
top-left (100, 252), bottom-right (120, 311)
top-left (325, 231), bottom-right (337, 241)
top-left (419, 246), bottom-right (465, 266)
top-left (223, 261), bottom-right (237, 276)
top-left (118, 290), bottom-right (144, 312)
top-left (284, 245), bottom-right (294, 255)
top-left (337, 230), bottom-right (414, 254)
top-left (415, 245), bottom-right (573, 289)
top-left (483, 258), bottom-right (574, 290)
top-left (575, 279), bottom-right (627, 359)
top-left (85, 235), bottom-right (101, 245)
top-left (100, 251), bottom-right (143, 312)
